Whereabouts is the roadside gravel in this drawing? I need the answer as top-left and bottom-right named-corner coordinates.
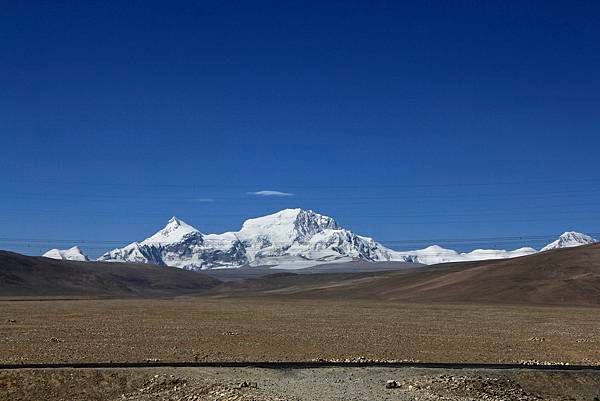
top-left (3, 367), bottom-right (600, 401)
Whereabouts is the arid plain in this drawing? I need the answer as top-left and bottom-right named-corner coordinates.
top-left (2, 246), bottom-right (600, 400)
top-left (1, 298), bottom-right (599, 365)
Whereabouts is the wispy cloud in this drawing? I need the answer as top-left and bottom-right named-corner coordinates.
top-left (247, 190), bottom-right (294, 197)
top-left (189, 198), bottom-right (215, 203)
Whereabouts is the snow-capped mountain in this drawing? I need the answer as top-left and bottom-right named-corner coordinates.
top-left (99, 209), bottom-right (410, 270)
top-left (95, 210), bottom-right (598, 270)
top-left (396, 245), bottom-right (537, 265)
top-left (42, 246), bottom-right (89, 261)
top-left (235, 209), bottom-right (405, 267)
top-left (98, 217), bottom-right (247, 270)
top-left (540, 231), bottom-right (597, 251)
top-left (395, 231), bottom-right (596, 265)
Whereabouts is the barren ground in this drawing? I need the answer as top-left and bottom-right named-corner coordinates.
top-left (1, 298), bottom-right (599, 365)
top-left (3, 366), bottom-right (600, 401)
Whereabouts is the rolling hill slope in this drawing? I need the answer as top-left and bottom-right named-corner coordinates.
top-left (213, 244), bottom-right (600, 306)
top-left (3, 244), bottom-right (600, 305)
top-left (0, 251), bottom-right (220, 297)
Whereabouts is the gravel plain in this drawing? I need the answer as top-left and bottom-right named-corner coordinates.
top-left (1, 298), bottom-right (599, 365)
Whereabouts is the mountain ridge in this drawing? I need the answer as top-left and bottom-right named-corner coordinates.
top-left (98, 209), bottom-right (408, 270)
top-left (0, 250), bottom-right (219, 297)
top-left (42, 209), bottom-right (598, 268)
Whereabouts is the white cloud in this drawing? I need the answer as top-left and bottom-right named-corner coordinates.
top-left (189, 198), bottom-right (215, 203)
top-left (247, 190), bottom-right (294, 197)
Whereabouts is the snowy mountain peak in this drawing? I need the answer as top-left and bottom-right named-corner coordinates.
top-left (238, 208), bottom-right (339, 244)
top-left (99, 216), bottom-right (244, 270)
top-left (141, 216), bottom-right (201, 246)
top-left (42, 246), bottom-right (89, 261)
top-left (168, 216), bottom-right (181, 225)
top-left (165, 216), bottom-right (194, 231)
top-left (233, 208), bottom-right (402, 267)
top-left (422, 245), bottom-right (450, 252)
top-left (541, 231), bottom-right (597, 251)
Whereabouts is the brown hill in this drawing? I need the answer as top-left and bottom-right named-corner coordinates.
top-left (212, 244), bottom-right (600, 306)
top-left (3, 244), bottom-right (600, 305)
top-left (0, 251), bottom-right (220, 298)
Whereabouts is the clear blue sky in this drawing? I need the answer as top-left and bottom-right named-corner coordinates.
top-left (1, 1), bottom-right (599, 257)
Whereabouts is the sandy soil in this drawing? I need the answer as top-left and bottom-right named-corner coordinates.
top-left (1, 298), bottom-right (599, 365)
top-left (2, 366), bottom-right (600, 401)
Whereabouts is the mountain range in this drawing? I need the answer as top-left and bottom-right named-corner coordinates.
top-left (42, 246), bottom-right (89, 262)
top-left (41, 208), bottom-right (597, 270)
top-left (95, 209), bottom-right (402, 270)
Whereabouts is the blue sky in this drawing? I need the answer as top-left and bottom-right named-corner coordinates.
top-left (1, 1), bottom-right (599, 257)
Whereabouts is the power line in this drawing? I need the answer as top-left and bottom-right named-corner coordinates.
top-left (0, 217), bottom-right (595, 226)
top-left (0, 233), bottom-right (596, 246)
top-left (1, 208), bottom-right (598, 219)
top-left (8, 177), bottom-right (600, 189)
top-left (5, 187), bottom-right (600, 201)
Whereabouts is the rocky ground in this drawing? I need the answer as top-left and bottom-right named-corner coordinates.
top-left (2, 298), bottom-right (600, 365)
top-left (2, 367), bottom-right (600, 401)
